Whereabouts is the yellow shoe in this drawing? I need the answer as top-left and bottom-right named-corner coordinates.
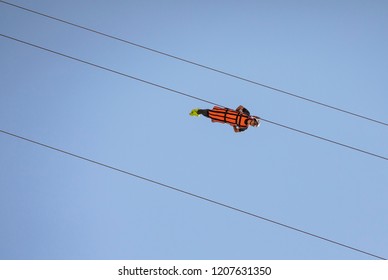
top-left (189, 108), bottom-right (200, 117)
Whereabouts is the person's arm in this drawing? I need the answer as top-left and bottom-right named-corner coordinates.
top-left (236, 105), bottom-right (251, 116)
top-left (233, 125), bottom-right (248, 133)
top-left (236, 105), bottom-right (245, 112)
top-left (233, 125), bottom-right (241, 133)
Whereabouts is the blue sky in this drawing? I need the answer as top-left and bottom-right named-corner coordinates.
top-left (0, 0), bottom-right (387, 259)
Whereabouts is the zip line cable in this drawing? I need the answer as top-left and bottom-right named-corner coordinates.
top-left (1, 0), bottom-right (387, 127)
top-left (1, 33), bottom-right (387, 161)
top-left (0, 128), bottom-right (385, 260)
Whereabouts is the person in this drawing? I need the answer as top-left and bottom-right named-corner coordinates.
top-left (190, 105), bottom-right (260, 133)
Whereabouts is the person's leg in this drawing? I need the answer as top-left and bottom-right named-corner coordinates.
top-left (197, 109), bottom-right (209, 118)
top-left (190, 108), bottom-right (210, 117)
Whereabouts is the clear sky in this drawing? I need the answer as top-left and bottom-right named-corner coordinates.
top-left (0, 0), bottom-right (387, 260)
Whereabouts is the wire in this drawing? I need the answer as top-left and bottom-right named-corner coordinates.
top-left (1, 0), bottom-right (387, 127)
top-left (1, 33), bottom-right (387, 161)
top-left (0, 128), bottom-right (385, 260)
top-left (261, 118), bottom-right (387, 160)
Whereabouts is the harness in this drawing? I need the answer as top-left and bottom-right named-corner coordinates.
top-left (208, 106), bottom-right (249, 128)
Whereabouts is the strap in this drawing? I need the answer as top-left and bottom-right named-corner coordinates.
top-left (236, 114), bottom-right (241, 128)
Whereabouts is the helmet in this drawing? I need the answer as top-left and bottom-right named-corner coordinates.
top-left (252, 116), bottom-right (261, 127)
